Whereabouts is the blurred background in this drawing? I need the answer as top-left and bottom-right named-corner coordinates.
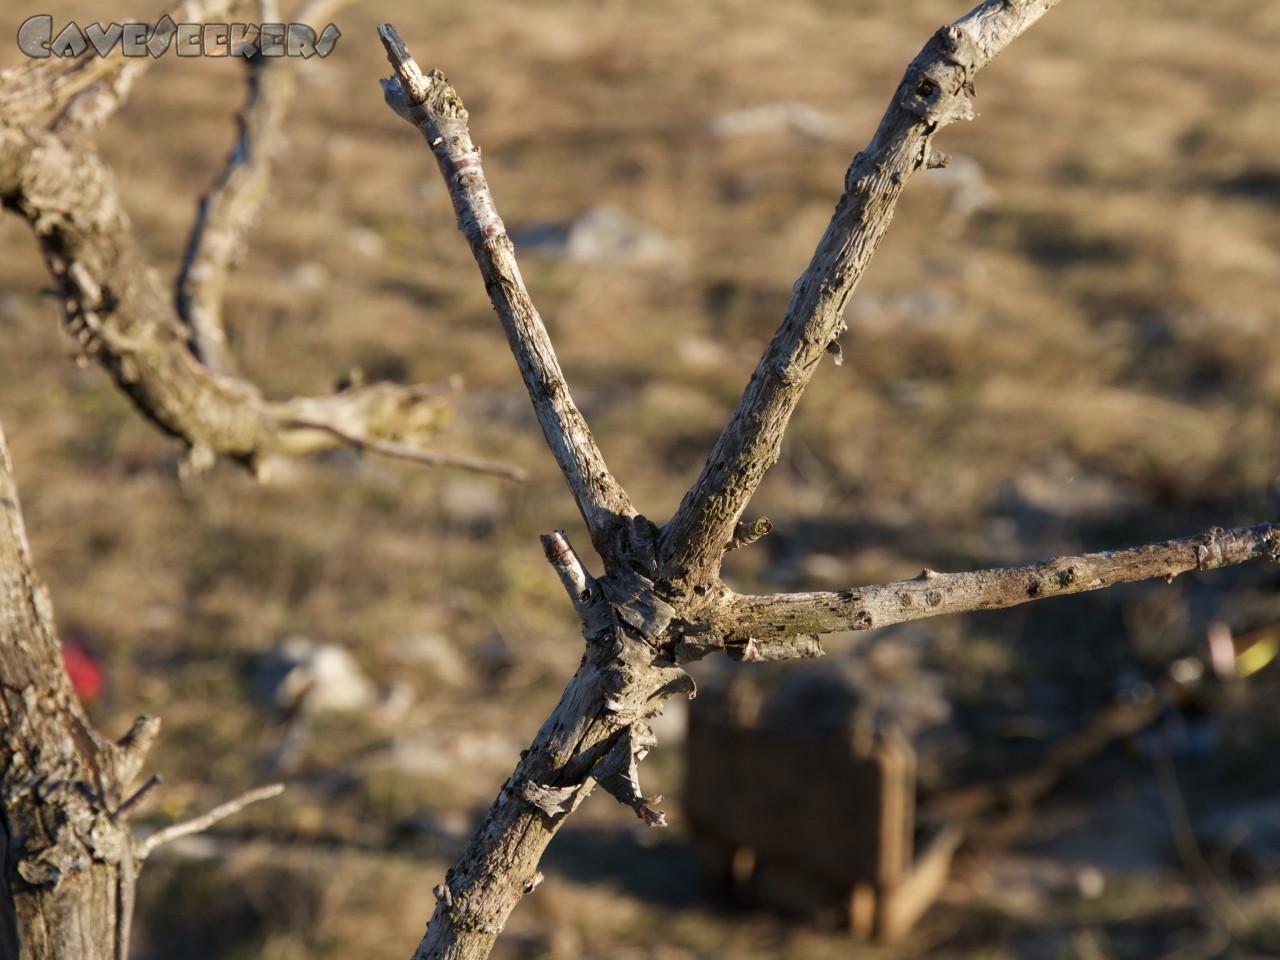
top-left (2, 1), bottom-right (1279, 957)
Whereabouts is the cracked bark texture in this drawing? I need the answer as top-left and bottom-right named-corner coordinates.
top-left (0, 417), bottom-right (283, 960)
top-left (0, 421), bottom-right (159, 960)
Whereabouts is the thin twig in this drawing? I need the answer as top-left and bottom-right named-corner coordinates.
top-left (176, 0), bottom-right (362, 373)
top-left (176, 51), bottom-right (293, 374)
top-left (378, 24), bottom-right (634, 559)
top-left (134, 783), bottom-right (284, 861)
top-left (112, 775), bottom-right (163, 821)
top-left (277, 417), bottom-right (527, 479)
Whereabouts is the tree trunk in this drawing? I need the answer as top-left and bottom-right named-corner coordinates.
top-left (0, 421), bottom-right (156, 960)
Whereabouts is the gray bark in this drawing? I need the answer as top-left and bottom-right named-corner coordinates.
top-left (379, 1), bottom-right (1274, 957)
top-left (0, 420), bottom-right (282, 960)
top-left (0, 420), bottom-right (158, 960)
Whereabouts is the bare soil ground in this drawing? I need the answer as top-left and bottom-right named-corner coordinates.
top-left (2, 1), bottom-right (1279, 958)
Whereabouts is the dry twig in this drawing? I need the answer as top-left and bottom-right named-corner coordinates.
top-left (134, 783), bottom-right (286, 862)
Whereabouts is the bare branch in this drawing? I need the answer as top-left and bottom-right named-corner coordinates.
top-left (377, 24), bottom-right (634, 560)
top-left (411, 636), bottom-right (693, 959)
top-left (176, 0), bottom-right (361, 373)
top-left (0, 124), bottom-right (489, 473)
top-left (276, 416), bottom-right (528, 480)
top-left (660, 0), bottom-right (1064, 586)
top-left (0, 3), bottom-right (523, 479)
top-left (176, 56), bottom-right (294, 374)
top-left (709, 522), bottom-right (1280, 644)
top-left (134, 783), bottom-right (285, 862)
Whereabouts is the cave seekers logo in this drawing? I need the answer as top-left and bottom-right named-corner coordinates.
top-left (16, 14), bottom-right (340, 59)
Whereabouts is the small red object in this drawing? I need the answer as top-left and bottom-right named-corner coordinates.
top-left (61, 634), bottom-right (104, 702)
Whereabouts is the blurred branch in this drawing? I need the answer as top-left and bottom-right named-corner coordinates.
top-left (711, 523), bottom-right (1280, 644)
top-left (177, 0), bottom-right (360, 373)
top-left (134, 783), bottom-right (285, 861)
top-left (379, 25), bottom-right (634, 558)
top-left (0, 123), bottom-right (456, 470)
top-left (277, 415), bottom-right (528, 479)
top-left (0, 13), bottom-right (526, 479)
top-left (176, 48), bottom-right (294, 374)
top-left (1150, 726), bottom-right (1249, 936)
top-left (933, 680), bottom-right (1175, 835)
top-left (659, 0), bottom-right (1064, 587)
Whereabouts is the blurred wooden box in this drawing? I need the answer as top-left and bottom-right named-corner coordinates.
top-left (683, 694), bottom-right (961, 942)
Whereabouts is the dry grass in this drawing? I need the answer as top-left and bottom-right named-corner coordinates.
top-left (3, 1), bottom-right (1279, 958)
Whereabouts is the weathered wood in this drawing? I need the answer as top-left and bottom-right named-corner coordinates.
top-left (709, 523), bottom-right (1280, 643)
top-left (3, 1), bottom-right (1276, 958)
top-left (0, 419), bottom-right (285, 960)
top-left (0, 421), bottom-right (150, 960)
top-left (0, 0), bottom-right (517, 479)
top-left (411, 623), bottom-right (691, 960)
top-left (379, 25), bottom-right (634, 560)
top-left (0, 124), bottom-right (461, 474)
top-left (375, 4), bottom-right (1280, 959)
